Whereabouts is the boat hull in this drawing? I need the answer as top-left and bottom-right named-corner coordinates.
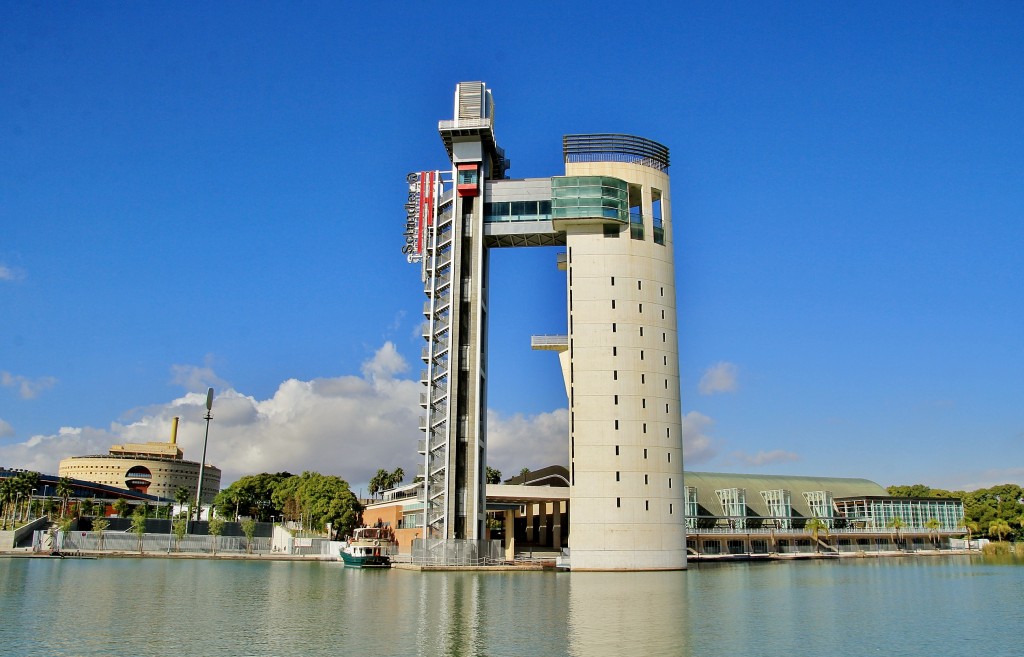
top-left (339, 551), bottom-right (391, 568)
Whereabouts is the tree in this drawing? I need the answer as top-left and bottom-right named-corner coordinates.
top-left (388, 467), bottom-right (405, 490)
top-left (213, 472), bottom-right (291, 521)
top-left (988, 519), bottom-right (1012, 542)
top-left (887, 517), bottom-right (905, 549)
top-left (174, 486), bottom-right (191, 520)
top-left (241, 518), bottom-right (257, 554)
top-left (0, 478), bottom-right (12, 530)
top-left (172, 515), bottom-right (188, 552)
top-left (519, 468), bottom-right (530, 478)
top-left (924, 518), bottom-right (942, 549)
top-left (56, 476), bottom-right (74, 518)
top-left (92, 517), bottom-right (109, 550)
top-left (960, 518), bottom-right (979, 549)
top-left (805, 517), bottom-right (829, 554)
top-left (368, 469), bottom-right (389, 499)
top-left (131, 508), bottom-right (147, 553)
top-left (272, 471), bottom-right (363, 539)
top-left (486, 467), bottom-right (502, 484)
top-left (208, 516), bottom-right (225, 555)
top-left (112, 498), bottom-right (129, 518)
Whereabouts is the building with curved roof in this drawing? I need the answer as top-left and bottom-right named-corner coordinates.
top-left (58, 417), bottom-right (221, 504)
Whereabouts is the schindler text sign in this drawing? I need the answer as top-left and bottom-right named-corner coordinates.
top-left (402, 171), bottom-right (438, 264)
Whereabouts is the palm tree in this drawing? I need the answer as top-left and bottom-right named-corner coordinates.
top-left (805, 517), bottom-right (829, 554)
top-left (886, 517), bottom-right (905, 550)
top-left (0, 479), bottom-right (12, 530)
top-left (988, 519), bottom-right (1012, 542)
top-left (56, 477), bottom-right (74, 518)
top-left (959, 518), bottom-right (979, 550)
top-left (112, 498), bottom-right (129, 518)
top-left (924, 518), bottom-right (942, 550)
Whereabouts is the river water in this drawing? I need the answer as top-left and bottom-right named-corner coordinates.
top-left (1, 555), bottom-right (1021, 657)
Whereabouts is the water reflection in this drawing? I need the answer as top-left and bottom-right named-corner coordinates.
top-left (1, 557), bottom-right (1021, 657)
top-left (568, 571), bottom-right (689, 656)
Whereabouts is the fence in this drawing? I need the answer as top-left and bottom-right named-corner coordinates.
top-left (36, 530), bottom-right (270, 555)
top-left (402, 538), bottom-right (505, 566)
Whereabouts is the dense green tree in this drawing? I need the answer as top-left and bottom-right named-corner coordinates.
top-left (213, 472), bottom-right (291, 521)
top-left (272, 471), bottom-right (362, 539)
top-left (486, 467), bottom-right (502, 484)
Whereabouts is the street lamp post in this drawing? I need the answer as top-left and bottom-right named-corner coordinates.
top-left (29, 489), bottom-right (36, 520)
top-left (193, 388), bottom-right (214, 532)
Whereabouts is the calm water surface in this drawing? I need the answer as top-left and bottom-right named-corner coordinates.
top-left (1, 555), bottom-right (1021, 657)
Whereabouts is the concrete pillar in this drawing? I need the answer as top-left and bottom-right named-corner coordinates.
top-left (538, 501), bottom-right (549, 546)
top-left (504, 510), bottom-right (516, 562)
top-left (525, 503), bottom-right (534, 544)
top-left (552, 501), bottom-right (563, 550)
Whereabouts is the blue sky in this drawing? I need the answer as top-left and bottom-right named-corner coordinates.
top-left (2, 2), bottom-right (1021, 492)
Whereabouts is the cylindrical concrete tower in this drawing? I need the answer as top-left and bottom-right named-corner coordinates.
top-left (554, 135), bottom-right (686, 570)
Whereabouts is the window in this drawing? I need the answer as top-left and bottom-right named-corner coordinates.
top-left (615, 445), bottom-right (619, 456)
top-left (614, 394), bottom-right (619, 405)
top-left (640, 350), bottom-right (644, 361)
top-left (643, 423), bottom-right (647, 433)
top-left (616, 498), bottom-right (621, 508)
top-left (668, 478), bottom-right (672, 489)
top-left (613, 346), bottom-right (617, 356)
top-left (613, 370), bottom-right (618, 380)
top-left (616, 471), bottom-right (620, 482)
top-left (611, 276), bottom-right (615, 286)
top-left (644, 448), bottom-right (648, 459)
top-left (642, 399), bottom-right (646, 408)
top-left (612, 323), bottom-right (617, 333)
top-left (638, 280), bottom-right (642, 291)
top-left (614, 420), bottom-right (619, 430)
top-left (645, 474), bottom-right (649, 485)
top-left (668, 451), bottom-right (672, 462)
top-left (604, 224), bottom-right (620, 238)
top-left (645, 500), bottom-right (649, 511)
top-left (638, 303), bottom-right (643, 313)
top-left (639, 327), bottom-right (644, 337)
top-left (611, 299), bottom-right (616, 309)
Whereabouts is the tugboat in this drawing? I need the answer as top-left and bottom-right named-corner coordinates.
top-left (339, 526), bottom-right (397, 568)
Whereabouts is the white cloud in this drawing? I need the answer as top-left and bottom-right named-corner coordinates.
top-left (729, 449), bottom-right (800, 467)
top-left (682, 411), bottom-right (719, 464)
top-left (169, 355), bottom-right (230, 393)
top-left (485, 408), bottom-right (570, 477)
top-left (949, 467), bottom-right (1024, 491)
top-left (698, 361), bottom-right (738, 395)
top-left (0, 264), bottom-right (25, 281)
top-left (0, 343), bottom-right (568, 492)
top-left (0, 418), bottom-right (14, 438)
top-left (1, 371), bottom-right (58, 399)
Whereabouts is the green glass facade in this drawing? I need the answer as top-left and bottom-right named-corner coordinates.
top-left (550, 176), bottom-right (628, 222)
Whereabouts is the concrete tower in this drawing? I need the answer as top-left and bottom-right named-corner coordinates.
top-left (406, 84), bottom-right (685, 569)
top-left (555, 136), bottom-right (686, 570)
